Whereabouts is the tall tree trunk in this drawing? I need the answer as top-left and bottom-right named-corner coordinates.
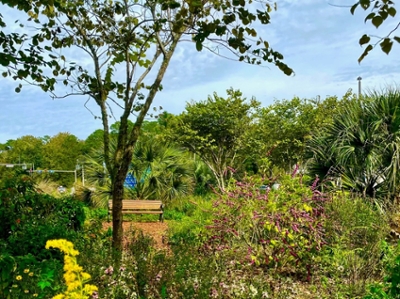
top-left (111, 151), bottom-right (132, 252)
top-left (111, 166), bottom-right (126, 252)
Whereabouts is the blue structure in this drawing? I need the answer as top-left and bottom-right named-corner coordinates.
top-left (124, 173), bottom-right (137, 189)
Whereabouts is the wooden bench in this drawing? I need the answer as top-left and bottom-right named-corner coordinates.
top-left (108, 200), bottom-right (164, 222)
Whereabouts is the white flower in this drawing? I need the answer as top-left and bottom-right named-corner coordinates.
top-left (249, 285), bottom-right (258, 297)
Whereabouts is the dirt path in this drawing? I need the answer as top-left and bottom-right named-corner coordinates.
top-left (102, 221), bottom-right (169, 250)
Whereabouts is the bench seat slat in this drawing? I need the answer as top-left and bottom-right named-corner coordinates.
top-left (121, 211), bottom-right (163, 214)
top-left (108, 200), bottom-right (164, 222)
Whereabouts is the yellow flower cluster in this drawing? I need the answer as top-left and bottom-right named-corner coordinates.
top-left (46, 239), bottom-right (98, 299)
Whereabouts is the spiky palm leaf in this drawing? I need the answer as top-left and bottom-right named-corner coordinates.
top-left (126, 137), bottom-right (194, 202)
top-left (307, 88), bottom-right (400, 200)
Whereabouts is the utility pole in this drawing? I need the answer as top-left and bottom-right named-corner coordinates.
top-left (76, 160), bottom-right (85, 186)
top-left (357, 76), bottom-right (362, 99)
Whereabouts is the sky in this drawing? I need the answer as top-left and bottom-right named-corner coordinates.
top-left (0, 0), bottom-right (399, 143)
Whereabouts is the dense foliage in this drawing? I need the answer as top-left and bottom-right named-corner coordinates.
top-left (307, 89), bottom-right (400, 200)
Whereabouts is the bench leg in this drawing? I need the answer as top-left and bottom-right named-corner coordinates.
top-left (159, 213), bottom-right (164, 223)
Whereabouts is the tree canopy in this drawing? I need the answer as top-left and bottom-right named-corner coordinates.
top-left (255, 93), bottom-right (352, 171)
top-left (168, 88), bottom-right (259, 190)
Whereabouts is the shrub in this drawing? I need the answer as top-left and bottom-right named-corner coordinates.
top-left (166, 197), bottom-right (214, 247)
top-left (201, 174), bottom-right (327, 279)
top-left (363, 241), bottom-right (400, 299)
top-left (1, 174), bottom-right (85, 258)
top-left (0, 252), bottom-right (63, 299)
top-left (321, 194), bottom-right (390, 296)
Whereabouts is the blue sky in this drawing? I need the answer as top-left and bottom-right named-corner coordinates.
top-left (0, 0), bottom-right (399, 143)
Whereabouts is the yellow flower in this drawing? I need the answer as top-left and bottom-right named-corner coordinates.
top-left (12, 284), bottom-right (18, 288)
top-left (81, 272), bottom-right (91, 281)
top-left (24, 269), bottom-right (29, 273)
top-left (83, 284), bottom-right (98, 294)
top-left (16, 275), bottom-right (22, 281)
top-left (24, 290), bottom-right (29, 293)
top-left (46, 239), bottom-right (98, 299)
top-left (33, 294), bottom-right (38, 297)
top-left (29, 272), bottom-right (34, 277)
top-left (46, 239), bottom-right (79, 257)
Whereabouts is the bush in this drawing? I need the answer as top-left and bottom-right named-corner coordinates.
top-left (201, 174), bottom-right (327, 278)
top-left (364, 241), bottom-right (400, 299)
top-left (0, 174), bottom-right (85, 258)
top-left (320, 193), bottom-right (390, 296)
top-left (166, 197), bottom-right (214, 247)
top-left (0, 252), bottom-right (63, 299)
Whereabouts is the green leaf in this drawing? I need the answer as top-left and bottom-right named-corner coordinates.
top-left (359, 34), bottom-right (371, 46)
top-left (394, 36), bottom-right (400, 43)
top-left (195, 41), bottom-right (203, 51)
top-left (380, 38), bottom-right (393, 55)
top-left (350, 3), bottom-right (358, 15)
top-left (388, 7), bottom-right (396, 17)
top-left (15, 87), bottom-right (21, 93)
top-left (358, 44), bottom-right (373, 63)
top-left (379, 10), bottom-right (388, 20)
top-left (364, 12), bottom-right (375, 23)
top-left (371, 16), bottom-right (383, 28)
top-left (359, 0), bottom-right (370, 9)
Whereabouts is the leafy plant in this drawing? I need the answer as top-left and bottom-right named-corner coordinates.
top-left (45, 239), bottom-right (98, 299)
top-left (202, 174), bottom-right (327, 279)
top-left (307, 88), bottom-right (400, 200)
top-left (364, 242), bottom-right (400, 299)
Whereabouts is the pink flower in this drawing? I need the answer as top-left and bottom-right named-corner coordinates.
top-left (104, 266), bottom-right (113, 275)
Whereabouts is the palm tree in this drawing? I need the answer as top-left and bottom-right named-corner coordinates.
top-left (126, 136), bottom-right (194, 202)
top-left (307, 88), bottom-right (400, 200)
top-left (81, 135), bottom-right (194, 207)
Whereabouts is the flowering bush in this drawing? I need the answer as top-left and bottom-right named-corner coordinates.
top-left (46, 239), bottom-right (97, 299)
top-left (202, 174), bottom-right (327, 278)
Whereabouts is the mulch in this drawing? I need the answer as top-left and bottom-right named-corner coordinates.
top-left (102, 221), bottom-right (169, 250)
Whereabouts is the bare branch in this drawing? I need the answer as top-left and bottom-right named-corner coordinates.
top-left (51, 91), bottom-right (92, 99)
top-left (84, 97), bottom-right (98, 118)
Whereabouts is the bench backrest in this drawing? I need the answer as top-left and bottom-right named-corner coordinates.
top-left (108, 200), bottom-right (163, 211)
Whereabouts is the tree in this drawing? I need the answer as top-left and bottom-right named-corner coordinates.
top-left (84, 129), bottom-right (104, 154)
top-left (350, 0), bottom-right (399, 62)
top-left (169, 88), bottom-right (259, 190)
top-left (2, 0), bottom-right (293, 251)
top-left (0, 135), bottom-right (44, 167)
top-left (126, 135), bottom-right (194, 202)
top-left (255, 94), bottom-right (349, 171)
top-left (42, 132), bottom-right (84, 186)
top-left (307, 88), bottom-right (400, 200)
top-left (0, 0), bottom-right (69, 91)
